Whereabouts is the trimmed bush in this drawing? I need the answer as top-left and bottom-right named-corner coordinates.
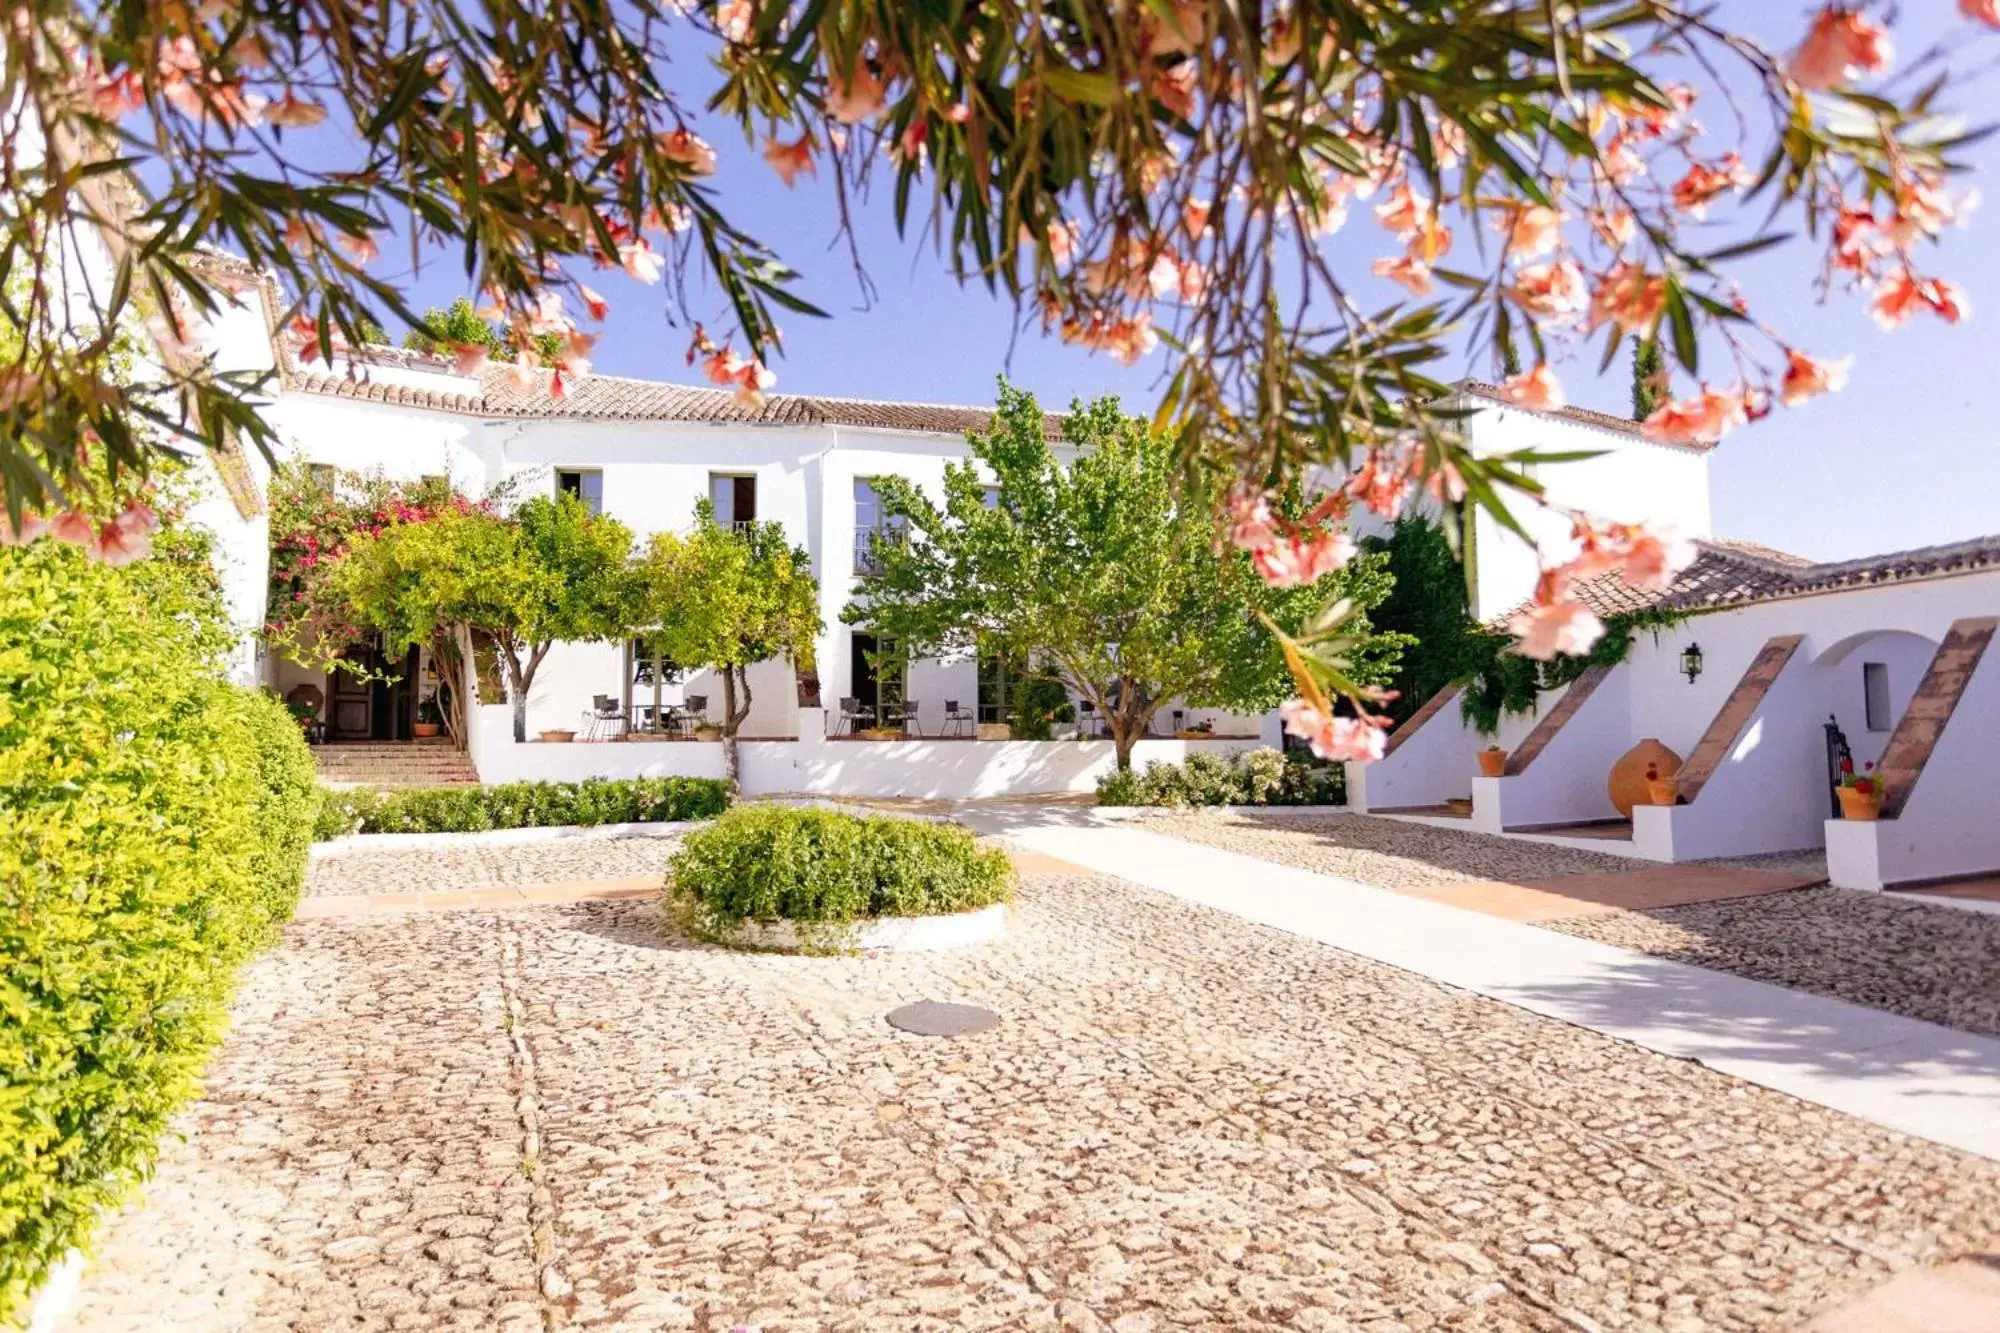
top-left (1, 537), bottom-right (317, 1320)
top-left (1095, 746), bottom-right (1345, 807)
top-left (668, 806), bottom-right (1014, 949)
top-left (313, 776), bottom-right (730, 839)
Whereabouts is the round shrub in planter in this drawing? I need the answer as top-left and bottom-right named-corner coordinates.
top-left (666, 806), bottom-right (1016, 953)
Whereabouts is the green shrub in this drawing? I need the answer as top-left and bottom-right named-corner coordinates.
top-left (313, 776), bottom-right (730, 838)
top-left (1, 538), bottom-right (316, 1320)
top-left (1094, 746), bottom-right (1345, 807)
top-left (668, 806), bottom-right (1015, 949)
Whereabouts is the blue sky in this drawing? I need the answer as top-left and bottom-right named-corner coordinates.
top-left (369, 3), bottom-right (2000, 561)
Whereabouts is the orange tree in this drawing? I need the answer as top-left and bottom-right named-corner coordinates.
top-left (1, 1), bottom-right (1986, 751)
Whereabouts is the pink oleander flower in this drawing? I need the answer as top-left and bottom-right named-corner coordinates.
top-left (1148, 251), bottom-right (1208, 303)
top-left (658, 128), bottom-right (717, 175)
top-left (49, 510), bottom-right (95, 546)
top-left (284, 216), bottom-right (320, 257)
top-left (1642, 385), bottom-right (1748, 447)
top-left (1508, 598), bottom-right (1606, 661)
top-left (1345, 449), bottom-right (1409, 519)
top-left (715, 0), bottom-right (754, 42)
top-left (1779, 349), bottom-right (1852, 406)
top-left (1182, 197), bottom-right (1211, 239)
top-left (1508, 259), bottom-right (1589, 321)
top-left (1789, 6), bottom-right (1893, 90)
top-left (93, 503), bottom-right (157, 566)
top-left (1885, 173), bottom-right (1977, 247)
top-left (1252, 529), bottom-right (1356, 588)
top-left (1596, 133), bottom-right (1643, 186)
top-left (1496, 204), bottom-right (1565, 259)
top-left (1588, 262), bottom-right (1666, 335)
top-left (1226, 487), bottom-right (1277, 552)
top-left (289, 312), bottom-right (324, 364)
top-left (1588, 206), bottom-right (1636, 251)
top-left (1279, 698), bottom-right (1388, 764)
top-left (1372, 254), bottom-right (1433, 296)
top-left (265, 91), bottom-right (327, 128)
top-left (1831, 207), bottom-right (1881, 274)
top-left (506, 349), bottom-right (538, 390)
top-left (579, 284), bottom-right (609, 321)
top-left (1966, 0), bottom-right (2000, 28)
top-left (1870, 268), bottom-right (1971, 330)
top-left (826, 59), bottom-right (887, 124)
top-left (1152, 62), bottom-right (1198, 120)
top-left (335, 231), bottom-right (379, 263)
top-left (1671, 153), bottom-right (1749, 219)
top-left (763, 133), bottom-right (815, 186)
top-left (619, 239), bottom-right (664, 284)
top-left (526, 290), bottom-right (572, 335)
top-left (452, 342), bottom-right (490, 376)
top-left (1495, 363), bottom-right (1565, 412)
top-left (0, 511), bottom-right (50, 545)
top-left (1373, 183), bottom-right (1434, 242)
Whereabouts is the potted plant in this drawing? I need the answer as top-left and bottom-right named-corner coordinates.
top-left (1837, 758), bottom-right (1884, 821)
top-left (284, 696), bottom-right (320, 734)
top-left (538, 728), bottom-right (577, 743)
top-left (1643, 762), bottom-right (1677, 807)
top-left (413, 696), bottom-right (442, 739)
top-left (693, 722), bottom-right (724, 741)
top-left (1477, 744), bottom-right (1508, 778)
top-left (1175, 718), bottom-right (1216, 740)
top-left (975, 721), bottom-right (1013, 741)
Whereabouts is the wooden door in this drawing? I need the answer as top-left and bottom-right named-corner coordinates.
top-left (329, 648), bottom-right (375, 740)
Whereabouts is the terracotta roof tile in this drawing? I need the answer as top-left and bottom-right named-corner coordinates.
top-left (1453, 379), bottom-right (1718, 452)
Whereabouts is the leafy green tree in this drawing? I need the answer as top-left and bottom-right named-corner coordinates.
top-left (1362, 517), bottom-right (1484, 725)
top-left (850, 384), bottom-right (1408, 772)
top-left (401, 297), bottom-right (562, 364)
top-left (1631, 340), bottom-right (1667, 421)
top-left (636, 504), bottom-right (822, 787)
top-left (336, 493), bottom-right (638, 743)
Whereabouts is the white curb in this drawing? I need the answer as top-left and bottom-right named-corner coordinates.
top-left (310, 820), bottom-right (699, 859)
top-left (718, 902), bottom-right (1011, 953)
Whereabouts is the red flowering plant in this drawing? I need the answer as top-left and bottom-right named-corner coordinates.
top-left (1838, 755), bottom-right (1882, 796)
top-left (1, 1), bottom-right (1987, 762)
top-left (262, 459), bottom-right (483, 679)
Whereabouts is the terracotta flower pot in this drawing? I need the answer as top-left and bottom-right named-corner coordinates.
top-left (1644, 777), bottom-right (1677, 807)
top-left (694, 727), bottom-right (723, 742)
top-left (538, 729), bottom-right (576, 743)
top-left (1837, 785), bottom-right (1883, 821)
top-left (412, 722), bottom-right (440, 739)
top-left (1477, 748), bottom-right (1508, 778)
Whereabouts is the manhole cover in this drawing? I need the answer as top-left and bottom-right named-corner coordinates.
top-left (885, 1001), bottom-right (999, 1037)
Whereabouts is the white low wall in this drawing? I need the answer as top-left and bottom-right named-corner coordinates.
top-left (1476, 670), bottom-right (1629, 833)
top-left (1345, 691), bottom-right (1476, 814)
top-left (469, 715), bottom-right (1263, 800)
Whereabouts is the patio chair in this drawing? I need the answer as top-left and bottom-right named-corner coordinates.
top-left (582, 693), bottom-right (627, 742)
top-left (887, 699), bottom-right (922, 737)
top-left (682, 695), bottom-right (708, 737)
top-left (835, 696), bottom-right (870, 736)
top-left (1077, 697), bottom-right (1100, 738)
top-left (942, 700), bottom-right (974, 738)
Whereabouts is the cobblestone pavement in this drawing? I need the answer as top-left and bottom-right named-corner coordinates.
top-left (69, 857), bottom-right (2000, 1332)
top-left (1147, 811), bottom-right (1999, 1038)
top-left (306, 836), bottom-right (679, 897)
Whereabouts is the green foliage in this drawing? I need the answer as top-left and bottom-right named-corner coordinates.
top-left (1631, 340), bottom-right (1667, 421)
top-left (636, 503), bottom-right (821, 782)
top-left (1007, 673), bottom-right (1076, 740)
top-left (337, 492), bottom-right (639, 742)
top-left (667, 807), bottom-right (1015, 950)
top-left (313, 777), bottom-right (729, 839)
top-left (850, 383), bottom-right (1406, 769)
top-left (0, 541), bottom-right (315, 1320)
top-left (1094, 747), bottom-right (1344, 807)
top-left (1362, 516), bottom-right (1485, 725)
top-left (401, 297), bottom-right (562, 364)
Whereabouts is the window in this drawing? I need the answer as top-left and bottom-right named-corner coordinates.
top-left (977, 652), bottom-right (1012, 724)
top-left (1863, 661), bottom-right (1893, 732)
top-left (849, 632), bottom-right (904, 718)
top-left (981, 484), bottom-right (1001, 510)
top-left (307, 463), bottom-right (336, 490)
top-left (853, 478), bottom-right (906, 573)
top-left (556, 468), bottom-right (603, 515)
top-left (709, 473), bottom-right (758, 529)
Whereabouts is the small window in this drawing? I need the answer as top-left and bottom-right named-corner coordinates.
top-left (981, 484), bottom-right (1001, 510)
top-left (307, 463), bottom-right (336, 490)
top-left (977, 651), bottom-right (1011, 724)
top-left (709, 473), bottom-right (757, 529)
top-left (556, 468), bottom-right (603, 515)
top-left (853, 478), bottom-right (906, 573)
top-left (1863, 662), bottom-right (1893, 732)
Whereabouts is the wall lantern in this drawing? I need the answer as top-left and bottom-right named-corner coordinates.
top-left (1680, 643), bottom-right (1704, 684)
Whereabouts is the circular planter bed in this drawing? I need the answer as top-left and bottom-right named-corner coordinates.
top-left (666, 805), bottom-right (1016, 954)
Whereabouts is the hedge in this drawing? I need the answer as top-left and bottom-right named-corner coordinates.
top-left (1095, 746), bottom-right (1345, 807)
top-left (1, 537), bottom-right (318, 1321)
top-left (667, 806), bottom-right (1014, 949)
top-left (313, 776), bottom-right (730, 840)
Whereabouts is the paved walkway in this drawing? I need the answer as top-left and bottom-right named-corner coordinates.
top-left (967, 811), bottom-right (2000, 1163)
top-left (67, 842), bottom-right (2000, 1331)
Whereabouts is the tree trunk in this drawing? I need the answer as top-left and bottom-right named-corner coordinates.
top-left (720, 665), bottom-right (753, 791)
top-left (502, 649), bottom-right (528, 744)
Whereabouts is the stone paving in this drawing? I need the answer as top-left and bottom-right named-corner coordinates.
top-left (69, 848), bottom-right (2000, 1332)
top-left (305, 835), bottom-right (679, 898)
top-left (1147, 811), bottom-right (2000, 1038)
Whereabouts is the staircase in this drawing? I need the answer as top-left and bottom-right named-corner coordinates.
top-left (311, 741), bottom-right (481, 789)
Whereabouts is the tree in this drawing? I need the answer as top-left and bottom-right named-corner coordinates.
top-left (1362, 517), bottom-right (1485, 726)
top-left (851, 384), bottom-right (1408, 772)
top-left (335, 493), bottom-right (637, 743)
top-left (401, 297), bottom-right (563, 364)
top-left (636, 504), bottom-right (821, 788)
top-left (1631, 340), bottom-right (1667, 421)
